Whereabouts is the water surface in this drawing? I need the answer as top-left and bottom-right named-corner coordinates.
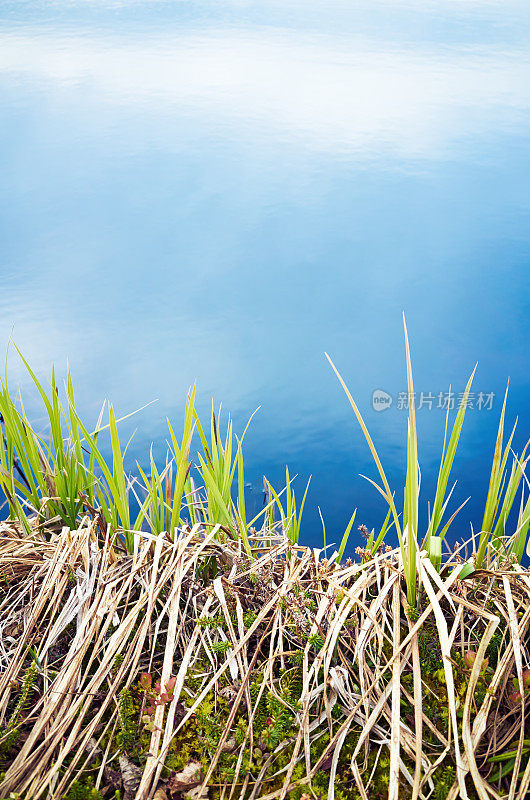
top-left (1, 1), bottom-right (529, 554)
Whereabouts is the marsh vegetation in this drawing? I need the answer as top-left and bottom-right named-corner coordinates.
top-left (0, 329), bottom-right (529, 800)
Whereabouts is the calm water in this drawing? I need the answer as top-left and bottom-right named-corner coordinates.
top-left (1, 1), bottom-right (529, 555)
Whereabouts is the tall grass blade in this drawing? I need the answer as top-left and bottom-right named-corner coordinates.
top-left (426, 366), bottom-right (476, 548)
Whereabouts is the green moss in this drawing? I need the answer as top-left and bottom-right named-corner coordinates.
top-left (417, 622), bottom-right (444, 674)
top-left (0, 639), bottom-right (492, 800)
top-left (116, 688), bottom-right (137, 753)
top-left (62, 778), bottom-right (103, 800)
top-left (432, 766), bottom-right (455, 800)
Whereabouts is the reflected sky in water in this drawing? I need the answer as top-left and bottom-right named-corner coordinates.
top-left (1, 0), bottom-right (529, 552)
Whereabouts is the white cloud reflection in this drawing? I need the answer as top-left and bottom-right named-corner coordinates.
top-left (1, 28), bottom-right (529, 157)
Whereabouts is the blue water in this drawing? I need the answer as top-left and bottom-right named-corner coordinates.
top-left (1, 1), bottom-right (529, 555)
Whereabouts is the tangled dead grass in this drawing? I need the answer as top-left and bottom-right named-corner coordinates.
top-left (0, 519), bottom-right (529, 800)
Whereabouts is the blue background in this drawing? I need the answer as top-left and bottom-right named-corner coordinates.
top-left (1, 1), bottom-right (529, 556)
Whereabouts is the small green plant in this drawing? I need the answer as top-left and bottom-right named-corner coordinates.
top-left (134, 389), bottom-right (196, 540)
top-left (210, 641), bottom-right (232, 655)
top-left (64, 778), bottom-right (104, 800)
top-left (488, 739), bottom-right (530, 782)
top-left (308, 633), bottom-right (325, 652)
top-left (112, 653), bottom-right (124, 676)
top-left (116, 688), bottom-right (136, 752)
top-left (476, 387), bottom-right (530, 567)
top-left (6, 663), bottom-right (38, 732)
top-left (0, 355), bottom-right (92, 531)
top-left (0, 346), bottom-right (151, 549)
top-left (327, 315), bottom-right (530, 608)
top-left (264, 467), bottom-right (310, 545)
top-left (137, 673), bottom-right (177, 732)
top-left (326, 317), bottom-right (423, 606)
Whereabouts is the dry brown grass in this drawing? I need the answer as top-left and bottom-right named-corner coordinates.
top-left (0, 519), bottom-right (529, 800)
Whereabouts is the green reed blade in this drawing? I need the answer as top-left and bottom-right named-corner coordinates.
top-left (426, 366), bottom-right (476, 548)
top-left (338, 508), bottom-right (356, 561)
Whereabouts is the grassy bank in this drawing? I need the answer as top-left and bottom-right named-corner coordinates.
top-left (0, 329), bottom-right (529, 799)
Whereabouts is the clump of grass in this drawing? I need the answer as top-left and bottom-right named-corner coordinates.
top-left (326, 314), bottom-right (530, 608)
top-left (3, 329), bottom-right (529, 580)
top-left (0, 344), bottom-right (154, 551)
top-left (0, 347), bottom-right (307, 558)
top-left (0, 333), bottom-right (529, 800)
top-left (0, 517), bottom-right (528, 800)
